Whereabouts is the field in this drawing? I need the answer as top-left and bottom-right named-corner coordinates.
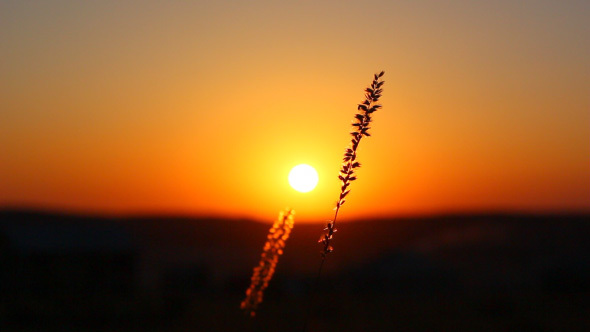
top-left (2, 210), bottom-right (589, 331)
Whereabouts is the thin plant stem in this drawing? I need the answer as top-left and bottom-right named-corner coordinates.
top-left (241, 209), bottom-right (295, 317)
top-left (318, 71), bottom-right (384, 257)
top-left (303, 71), bottom-right (384, 332)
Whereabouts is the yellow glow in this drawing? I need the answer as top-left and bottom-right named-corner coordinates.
top-left (1, 2), bottom-right (588, 222)
top-left (288, 164), bottom-right (319, 193)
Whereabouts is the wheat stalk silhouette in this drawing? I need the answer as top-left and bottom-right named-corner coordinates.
top-left (319, 71), bottom-right (384, 256)
top-left (303, 71), bottom-right (384, 331)
top-left (241, 208), bottom-right (295, 317)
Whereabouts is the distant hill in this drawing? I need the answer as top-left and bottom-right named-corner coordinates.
top-left (1, 209), bottom-right (589, 331)
top-left (2, 209), bottom-right (588, 277)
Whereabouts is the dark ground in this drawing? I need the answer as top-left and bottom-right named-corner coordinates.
top-left (1, 209), bottom-right (589, 331)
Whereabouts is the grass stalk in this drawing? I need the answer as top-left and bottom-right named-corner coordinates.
top-left (241, 208), bottom-right (295, 317)
top-left (303, 71), bottom-right (385, 331)
top-left (318, 71), bottom-right (385, 257)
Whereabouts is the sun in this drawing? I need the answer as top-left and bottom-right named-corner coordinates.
top-left (288, 164), bottom-right (319, 193)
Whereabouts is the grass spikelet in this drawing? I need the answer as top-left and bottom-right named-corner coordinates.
top-left (303, 72), bottom-right (385, 332)
top-left (241, 208), bottom-right (295, 317)
top-left (319, 71), bottom-right (385, 257)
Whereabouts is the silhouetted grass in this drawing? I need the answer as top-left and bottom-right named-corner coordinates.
top-left (241, 209), bottom-right (295, 317)
top-left (303, 71), bottom-right (385, 331)
top-left (319, 71), bottom-right (384, 256)
top-left (241, 72), bottom-right (385, 324)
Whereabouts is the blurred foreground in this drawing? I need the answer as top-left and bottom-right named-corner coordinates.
top-left (1, 210), bottom-right (589, 331)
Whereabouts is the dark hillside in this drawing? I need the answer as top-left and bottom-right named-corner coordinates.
top-left (1, 210), bottom-right (589, 331)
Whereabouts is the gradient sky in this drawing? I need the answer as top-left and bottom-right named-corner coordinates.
top-left (1, 0), bottom-right (589, 222)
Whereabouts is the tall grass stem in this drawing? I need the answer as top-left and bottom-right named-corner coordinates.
top-left (241, 208), bottom-right (295, 317)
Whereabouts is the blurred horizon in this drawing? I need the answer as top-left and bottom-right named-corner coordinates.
top-left (1, 205), bottom-right (588, 224)
top-left (1, 209), bottom-right (589, 330)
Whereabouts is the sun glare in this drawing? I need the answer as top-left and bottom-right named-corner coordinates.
top-left (288, 164), bottom-right (319, 193)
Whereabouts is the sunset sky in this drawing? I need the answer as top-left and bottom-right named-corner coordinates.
top-left (1, 1), bottom-right (588, 222)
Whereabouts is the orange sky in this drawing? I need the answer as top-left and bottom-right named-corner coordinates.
top-left (1, 1), bottom-right (589, 222)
